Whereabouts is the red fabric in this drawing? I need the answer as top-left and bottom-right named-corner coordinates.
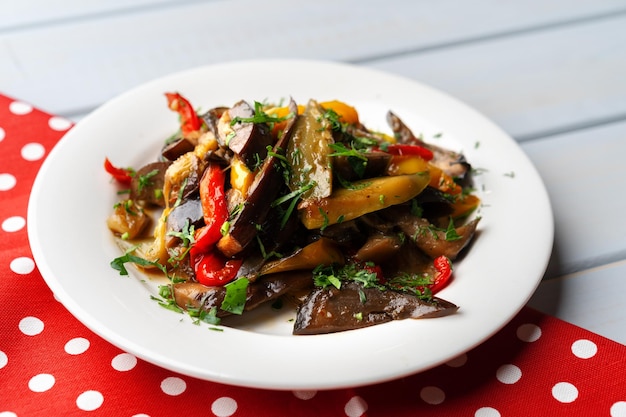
top-left (1, 94), bottom-right (625, 416)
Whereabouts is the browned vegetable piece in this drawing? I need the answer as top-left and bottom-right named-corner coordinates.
top-left (224, 101), bottom-right (273, 170)
top-left (165, 198), bottom-right (203, 248)
top-left (106, 199), bottom-right (149, 239)
top-left (163, 153), bottom-right (205, 206)
top-left (354, 232), bottom-right (403, 264)
top-left (293, 282), bottom-right (458, 335)
top-left (217, 99), bottom-right (299, 257)
top-left (260, 238), bottom-right (345, 276)
top-left (318, 219), bottom-right (365, 247)
top-left (201, 106), bottom-right (228, 137)
top-left (417, 218), bottom-right (479, 260)
top-left (387, 208), bottom-right (480, 260)
top-left (379, 237), bottom-right (435, 278)
top-left (387, 111), bottom-right (470, 180)
top-left (172, 271), bottom-right (313, 317)
top-left (130, 161), bottom-right (170, 207)
top-left (161, 137), bottom-right (195, 161)
top-left (287, 99), bottom-right (334, 200)
top-left (332, 152), bottom-right (392, 181)
top-left (173, 282), bottom-right (225, 314)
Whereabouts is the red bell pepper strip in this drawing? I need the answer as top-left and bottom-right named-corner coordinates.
top-left (382, 144), bottom-right (434, 161)
top-left (191, 224), bottom-right (223, 256)
top-left (192, 251), bottom-right (242, 286)
top-left (104, 157), bottom-right (134, 185)
top-left (165, 92), bottom-right (202, 136)
top-left (189, 162), bottom-right (240, 286)
top-left (198, 163), bottom-right (229, 240)
top-left (430, 255), bottom-right (452, 294)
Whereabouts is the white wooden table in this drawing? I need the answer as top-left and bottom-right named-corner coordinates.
top-left (2, 0), bottom-right (625, 345)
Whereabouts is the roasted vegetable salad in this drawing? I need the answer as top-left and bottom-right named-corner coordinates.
top-left (106, 93), bottom-right (481, 334)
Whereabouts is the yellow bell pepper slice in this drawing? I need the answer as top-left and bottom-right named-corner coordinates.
top-left (298, 172), bottom-right (430, 230)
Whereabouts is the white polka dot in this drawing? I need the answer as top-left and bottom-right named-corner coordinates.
top-left (48, 116), bottom-right (72, 131)
top-left (496, 364), bottom-right (522, 384)
top-left (0, 173), bottom-right (17, 191)
top-left (76, 390), bottom-right (104, 411)
top-left (475, 407), bottom-right (501, 417)
top-left (21, 142), bottom-right (46, 161)
top-left (611, 401), bottom-right (626, 417)
top-left (111, 353), bottom-right (137, 371)
top-left (0, 412), bottom-right (18, 417)
top-left (132, 415), bottom-right (151, 417)
top-left (28, 373), bottom-right (55, 392)
top-left (19, 316), bottom-right (44, 336)
top-left (420, 386), bottom-right (445, 405)
top-left (65, 337), bottom-right (90, 355)
top-left (0, 350), bottom-right (8, 369)
top-left (0, 127), bottom-right (5, 142)
top-left (552, 382), bottom-right (578, 403)
top-left (446, 353), bottom-right (468, 367)
top-left (517, 323), bottom-right (542, 342)
top-left (2, 216), bottom-right (26, 232)
top-left (9, 101), bottom-right (32, 115)
top-left (10, 256), bottom-right (35, 274)
top-left (571, 339), bottom-right (597, 359)
top-left (293, 390), bottom-right (317, 400)
top-left (160, 377), bottom-right (186, 396)
top-left (211, 397), bottom-right (238, 417)
top-left (344, 396), bottom-right (368, 417)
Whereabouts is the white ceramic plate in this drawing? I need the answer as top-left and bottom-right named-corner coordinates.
top-left (28, 59), bottom-right (553, 390)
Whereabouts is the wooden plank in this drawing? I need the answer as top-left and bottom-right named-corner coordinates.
top-left (528, 260), bottom-right (626, 345)
top-left (521, 120), bottom-right (626, 277)
top-left (1, 0), bottom-right (626, 119)
top-left (3, 0), bottom-right (624, 31)
top-left (366, 14), bottom-right (626, 141)
top-left (0, 0), bottom-right (183, 30)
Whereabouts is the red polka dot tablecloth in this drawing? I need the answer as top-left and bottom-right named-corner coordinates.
top-left (1, 93), bottom-right (625, 417)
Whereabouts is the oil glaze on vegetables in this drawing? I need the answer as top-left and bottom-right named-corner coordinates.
top-left (106, 93), bottom-right (481, 335)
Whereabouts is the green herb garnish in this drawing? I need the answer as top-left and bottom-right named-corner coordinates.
top-left (230, 101), bottom-right (293, 130)
top-left (137, 169), bottom-right (159, 192)
top-left (220, 278), bottom-right (249, 315)
top-left (188, 306), bottom-right (221, 326)
top-left (444, 217), bottom-right (462, 241)
top-left (271, 182), bottom-right (315, 229)
top-left (111, 253), bottom-right (167, 277)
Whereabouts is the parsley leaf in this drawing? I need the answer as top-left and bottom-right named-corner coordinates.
top-left (137, 169), bottom-right (159, 192)
top-left (150, 285), bottom-right (184, 313)
top-left (444, 218), bottom-right (462, 241)
top-left (312, 263), bottom-right (384, 290)
top-left (166, 219), bottom-right (196, 248)
top-left (329, 142), bottom-right (368, 178)
top-left (230, 101), bottom-right (293, 129)
top-left (271, 182), bottom-right (315, 229)
top-left (110, 253), bottom-right (167, 276)
top-left (220, 278), bottom-right (249, 315)
top-left (313, 264), bottom-right (342, 289)
top-left (188, 306), bottom-right (221, 326)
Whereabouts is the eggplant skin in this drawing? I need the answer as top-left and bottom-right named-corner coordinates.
top-left (130, 161), bottom-right (171, 207)
top-left (226, 100), bottom-right (273, 170)
top-left (217, 99), bottom-right (300, 257)
top-left (172, 271), bottom-right (313, 317)
top-left (293, 282), bottom-right (458, 335)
